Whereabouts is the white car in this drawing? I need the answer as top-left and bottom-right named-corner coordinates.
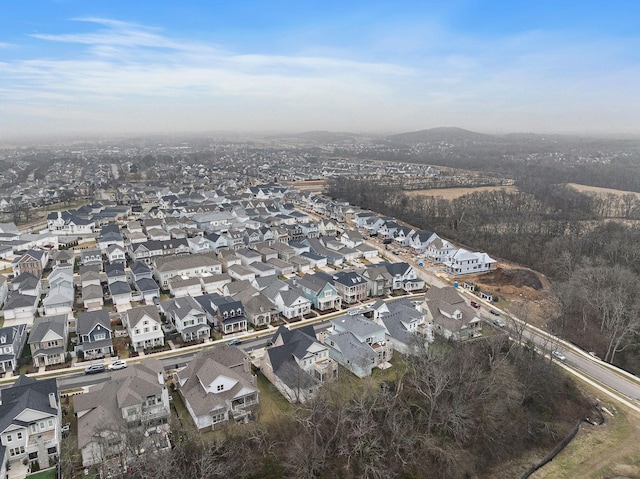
top-left (552, 350), bottom-right (566, 362)
top-left (107, 360), bottom-right (127, 370)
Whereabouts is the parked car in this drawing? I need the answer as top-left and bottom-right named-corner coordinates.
top-left (552, 350), bottom-right (567, 362)
top-left (382, 238), bottom-right (393, 244)
top-left (470, 301), bottom-right (480, 309)
top-left (84, 364), bottom-right (106, 375)
top-left (107, 360), bottom-right (127, 371)
top-left (489, 309), bottom-right (500, 316)
top-left (492, 318), bottom-right (506, 328)
top-left (227, 338), bottom-right (243, 346)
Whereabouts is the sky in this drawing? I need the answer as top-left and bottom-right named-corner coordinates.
top-left (1, 0), bottom-right (640, 140)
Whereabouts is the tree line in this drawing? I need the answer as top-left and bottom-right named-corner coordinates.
top-left (63, 339), bottom-right (589, 479)
top-left (327, 176), bottom-right (640, 374)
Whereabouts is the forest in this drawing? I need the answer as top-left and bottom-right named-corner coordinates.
top-left (326, 153), bottom-right (640, 374)
top-left (64, 339), bottom-right (589, 479)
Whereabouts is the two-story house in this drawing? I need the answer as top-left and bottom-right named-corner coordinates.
top-left (174, 346), bottom-right (259, 430)
top-left (0, 376), bottom-right (61, 475)
top-left (262, 325), bottom-right (338, 403)
top-left (0, 324), bottom-right (27, 373)
top-left (75, 359), bottom-right (171, 469)
top-left (194, 294), bottom-right (248, 335)
top-left (160, 296), bottom-right (210, 342)
top-left (421, 285), bottom-right (482, 341)
top-left (323, 314), bottom-right (392, 378)
top-left (443, 248), bottom-right (497, 275)
top-left (11, 249), bottom-right (48, 277)
top-left (153, 253), bottom-right (222, 289)
top-left (296, 273), bottom-right (341, 312)
top-left (76, 310), bottom-right (114, 359)
top-left (124, 306), bottom-right (165, 352)
top-left (28, 315), bottom-right (68, 368)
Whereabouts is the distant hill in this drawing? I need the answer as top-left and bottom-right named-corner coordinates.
top-left (388, 127), bottom-right (503, 144)
top-left (267, 131), bottom-right (373, 143)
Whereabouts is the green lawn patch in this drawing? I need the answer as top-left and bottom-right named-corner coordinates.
top-left (26, 469), bottom-right (56, 479)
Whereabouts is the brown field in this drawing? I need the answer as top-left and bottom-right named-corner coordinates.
top-left (404, 185), bottom-right (519, 199)
top-left (567, 183), bottom-right (640, 198)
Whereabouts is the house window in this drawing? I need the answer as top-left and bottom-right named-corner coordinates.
top-left (94, 333), bottom-right (106, 341)
top-left (9, 446), bottom-right (25, 456)
top-left (211, 412), bottom-right (225, 424)
top-left (6, 434), bottom-right (12, 442)
top-left (135, 329), bottom-right (140, 335)
top-left (217, 384), bottom-right (224, 392)
top-left (48, 419), bottom-right (53, 427)
top-left (17, 432), bottom-right (22, 440)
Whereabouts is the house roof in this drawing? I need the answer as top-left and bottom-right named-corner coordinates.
top-left (0, 376), bottom-right (58, 436)
top-left (126, 305), bottom-right (161, 328)
top-left (77, 310), bottom-right (111, 336)
top-left (176, 347), bottom-right (256, 419)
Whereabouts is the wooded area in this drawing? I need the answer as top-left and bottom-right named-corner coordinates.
top-left (65, 340), bottom-right (588, 479)
top-left (327, 174), bottom-right (640, 375)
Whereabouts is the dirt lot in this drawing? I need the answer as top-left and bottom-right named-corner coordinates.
top-left (567, 182), bottom-right (640, 199)
top-left (461, 263), bottom-right (556, 329)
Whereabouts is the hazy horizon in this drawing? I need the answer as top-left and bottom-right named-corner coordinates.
top-left (2, 1), bottom-right (640, 141)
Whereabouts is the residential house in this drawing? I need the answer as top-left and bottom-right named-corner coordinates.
top-left (160, 296), bottom-right (210, 342)
top-left (12, 249), bottom-right (48, 277)
top-left (0, 376), bottom-right (61, 475)
top-left (108, 281), bottom-right (132, 311)
top-left (262, 325), bottom-right (338, 403)
top-left (168, 276), bottom-right (202, 298)
top-left (105, 263), bottom-right (126, 284)
top-left (425, 236), bottom-right (457, 263)
top-left (358, 265), bottom-right (393, 297)
top-left (77, 310), bottom-right (114, 359)
top-left (0, 324), bottom-right (27, 372)
top-left (228, 264), bottom-right (256, 282)
top-left (242, 294), bottom-right (278, 327)
top-left (50, 249), bottom-right (75, 269)
top-left (79, 266), bottom-right (101, 289)
top-left (75, 359), bottom-right (171, 469)
top-left (47, 209), bottom-right (95, 234)
top-left (421, 285), bottom-right (482, 341)
top-left (322, 270), bottom-right (369, 305)
top-left (371, 298), bottom-right (432, 355)
top-left (195, 294), bottom-right (248, 335)
top-left (106, 244), bottom-right (126, 264)
top-left (266, 257), bottom-right (294, 276)
top-left (339, 229), bottom-right (364, 249)
top-left (200, 273), bottom-right (232, 294)
top-left (130, 261), bottom-right (153, 282)
top-left (174, 346), bottom-right (259, 430)
top-left (124, 306), bottom-right (165, 352)
top-left (409, 229), bottom-right (437, 252)
top-left (323, 314), bottom-right (392, 378)
top-left (296, 273), bottom-right (341, 312)
top-left (134, 277), bottom-right (160, 303)
top-left (153, 253), bottom-right (222, 289)
top-left (379, 262), bottom-right (425, 293)
top-left (42, 281), bottom-right (74, 316)
top-left (97, 224), bottom-right (125, 252)
top-left (82, 284), bottom-right (104, 311)
top-left (28, 315), bottom-right (68, 368)
top-left (80, 248), bottom-right (103, 270)
top-left (0, 276), bottom-right (7, 309)
top-left (318, 218), bottom-right (338, 237)
top-left (444, 248), bottom-right (497, 275)
top-left (3, 277), bottom-right (39, 326)
top-left (187, 236), bottom-right (211, 254)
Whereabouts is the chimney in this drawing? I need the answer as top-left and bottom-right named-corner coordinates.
top-left (49, 392), bottom-right (57, 410)
top-left (243, 355), bottom-right (252, 375)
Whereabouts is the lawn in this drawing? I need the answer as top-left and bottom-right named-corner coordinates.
top-left (255, 372), bottom-right (294, 424)
top-left (26, 469), bottom-right (56, 479)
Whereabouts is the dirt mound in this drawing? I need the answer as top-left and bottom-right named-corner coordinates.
top-left (478, 267), bottom-right (544, 290)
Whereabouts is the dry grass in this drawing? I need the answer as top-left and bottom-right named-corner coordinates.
top-left (404, 185), bottom-right (519, 199)
top-left (531, 406), bottom-right (640, 479)
top-left (566, 183), bottom-right (640, 198)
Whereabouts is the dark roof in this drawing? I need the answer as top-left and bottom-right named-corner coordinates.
top-left (0, 376), bottom-right (58, 434)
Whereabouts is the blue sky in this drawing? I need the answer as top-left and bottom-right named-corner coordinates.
top-left (1, 1), bottom-right (639, 139)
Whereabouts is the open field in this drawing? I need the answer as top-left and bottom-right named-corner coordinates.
top-left (404, 185), bottom-right (519, 199)
top-left (531, 398), bottom-right (640, 478)
top-left (567, 183), bottom-right (640, 198)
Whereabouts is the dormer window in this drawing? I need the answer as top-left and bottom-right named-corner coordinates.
top-left (217, 384), bottom-right (224, 392)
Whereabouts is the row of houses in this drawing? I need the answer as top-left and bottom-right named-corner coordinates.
top-left (261, 284), bottom-right (481, 403)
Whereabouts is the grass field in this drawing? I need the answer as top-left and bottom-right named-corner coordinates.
top-left (567, 183), bottom-right (640, 199)
top-left (404, 185), bottom-right (519, 199)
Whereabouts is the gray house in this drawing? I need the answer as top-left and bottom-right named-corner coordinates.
top-left (77, 310), bottom-right (114, 359)
top-left (28, 315), bottom-right (68, 368)
top-left (323, 314), bottom-right (392, 378)
top-left (0, 324), bottom-right (27, 373)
